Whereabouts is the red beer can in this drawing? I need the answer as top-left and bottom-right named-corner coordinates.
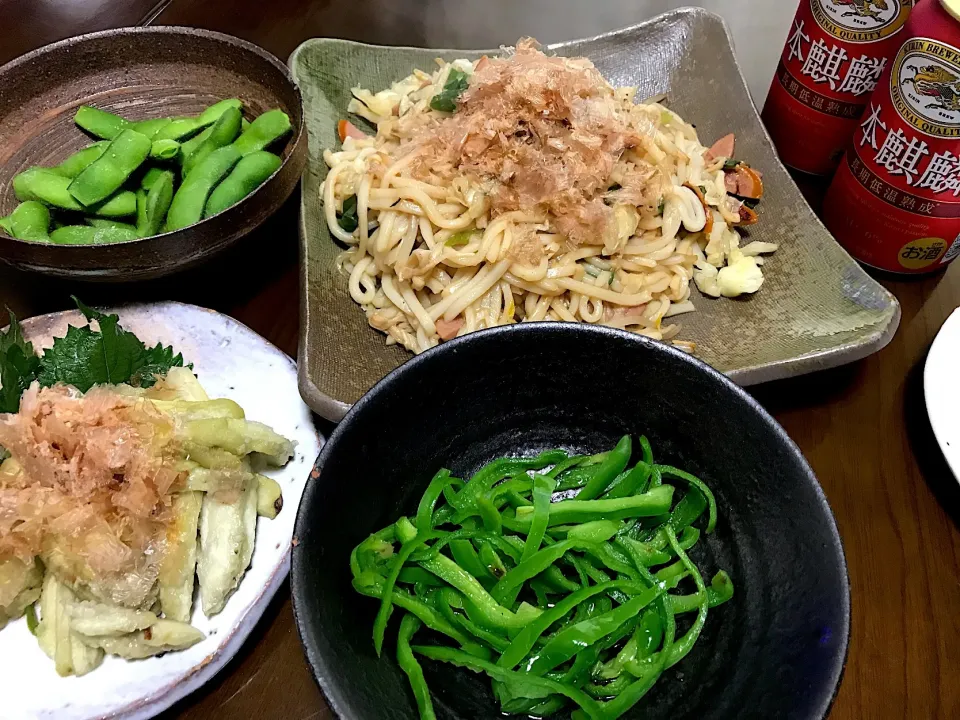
top-left (823, 0), bottom-right (960, 274)
top-left (762, 0), bottom-right (914, 175)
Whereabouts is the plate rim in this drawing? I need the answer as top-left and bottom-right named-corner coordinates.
top-left (924, 306), bottom-right (960, 480)
top-left (291, 7), bottom-right (901, 421)
top-left (291, 320), bottom-right (852, 719)
top-left (3, 300), bottom-right (322, 720)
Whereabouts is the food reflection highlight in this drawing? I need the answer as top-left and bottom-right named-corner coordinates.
top-left (324, 39), bottom-right (776, 354)
top-left (351, 435), bottom-right (732, 719)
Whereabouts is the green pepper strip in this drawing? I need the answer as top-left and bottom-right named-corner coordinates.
top-left (418, 553), bottom-right (530, 631)
top-left (509, 485), bottom-right (674, 530)
top-left (433, 588), bottom-right (511, 652)
top-left (413, 528), bottom-right (521, 564)
top-left (595, 607), bottom-right (661, 680)
top-left (662, 529), bottom-right (708, 668)
top-left (449, 539), bottom-right (496, 587)
top-left (398, 567), bottom-right (444, 587)
top-left (563, 520), bottom-right (621, 544)
top-left (524, 589), bottom-right (661, 677)
top-left (496, 579), bottom-right (641, 671)
top-left (476, 495), bottom-right (503, 534)
top-left (353, 576), bottom-right (486, 656)
top-left (603, 461), bottom-right (651, 500)
top-left (546, 454), bottom-right (587, 479)
top-left (656, 464), bottom-right (718, 533)
top-left (538, 565), bottom-right (580, 593)
top-left (451, 450), bottom-right (566, 514)
top-left (397, 615), bottom-right (437, 720)
top-left (478, 540), bottom-right (508, 580)
top-left (416, 469), bottom-right (454, 534)
top-left (577, 436), bottom-right (631, 500)
top-left (670, 570), bottom-right (734, 614)
top-left (374, 529), bottom-right (443, 655)
top-left (521, 474), bottom-right (556, 563)
top-left (413, 645), bottom-right (605, 720)
top-left (492, 538), bottom-right (582, 606)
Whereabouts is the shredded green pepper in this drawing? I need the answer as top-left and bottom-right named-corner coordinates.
top-left (350, 436), bottom-right (734, 718)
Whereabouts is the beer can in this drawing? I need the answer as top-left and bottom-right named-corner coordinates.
top-left (822, 0), bottom-right (960, 274)
top-left (762, 0), bottom-right (914, 175)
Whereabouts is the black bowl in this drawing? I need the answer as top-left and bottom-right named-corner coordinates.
top-left (291, 324), bottom-right (849, 719)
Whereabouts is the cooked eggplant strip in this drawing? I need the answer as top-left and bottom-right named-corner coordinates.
top-left (197, 483), bottom-right (258, 616)
top-left (158, 491), bottom-right (204, 623)
top-left (78, 619), bottom-right (204, 659)
top-left (37, 574), bottom-right (104, 677)
top-left (66, 599), bottom-right (157, 637)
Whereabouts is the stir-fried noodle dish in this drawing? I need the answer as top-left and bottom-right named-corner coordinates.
top-left (323, 39), bottom-right (776, 354)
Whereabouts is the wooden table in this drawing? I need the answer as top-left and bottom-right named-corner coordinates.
top-left (2, 1), bottom-right (958, 718)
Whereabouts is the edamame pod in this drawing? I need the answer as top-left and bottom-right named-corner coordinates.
top-left (182, 106), bottom-right (243, 177)
top-left (129, 117), bottom-right (173, 139)
top-left (0, 216), bottom-right (12, 234)
top-left (13, 168), bottom-right (135, 216)
top-left (136, 190), bottom-right (148, 232)
top-left (198, 99), bottom-right (242, 125)
top-left (50, 225), bottom-right (139, 245)
top-left (140, 167), bottom-right (166, 191)
top-left (154, 100), bottom-right (242, 143)
top-left (233, 109), bottom-right (291, 155)
top-left (8, 201), bottom-right (50, 241)
top-left (178, 126), bottom-right (213, 160)
top-left (74, 106), bottom-right (129, 140)
top-left (165, 146), bottom-right (242, 231)
top-left (204, 151), bottom-right (281, 217)
top-left (150, 139), bottom-right (181, 161)
top-left (138, 170), bottom-right (174, 237)
top-left (86, 217), bottom-right (137, 232)
top-left (153, 117), bottom-right (207, 142)
top-left (68, 129), bottom-right (152, 206)
top-left (54, 142), bottom-right (110, 178)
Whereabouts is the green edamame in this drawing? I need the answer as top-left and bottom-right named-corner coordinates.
top-left (136, 189), bottom-right (147, 232)
top-left (164, 146), bottom-right (242, 231)
top-left (129, 117), bottom-right (173, 139)
top-left (86, 217), bottom-right (137, 232)
top-left (204, 151), bottom-right (282, 218)
top-left (198, 99), bottom-right (242, 125)
top-left (153, 100), bottom-right (242, 143)
top-left (138, 170), bottom-right (174, 237)
top-left (140, 167), bottom-right (166, 191)
top-left (233, 109), bottom-right (292, 155)
top-left (8, 201), bottom-right (50, 241)
top-left (0, 215), bottom-right (12, 234)
top-left (178, 126), bottom-right (213, 160)
top-left (50, 225), bottom-right (139, 245)
top-left (153, 116), bottom-right (206, 142)
top-left (74, 106), bottom-right (129, 140)
top-left (13, 168), bottom-right (135, 216)
top-left (150, 139), bottom-right (181, 160)
top-left (54, 142), bottom-right (110, 178)
top-left (182, 106), bottom-right (243, 177)
top-left (68, 129), bottom-right (152, 206)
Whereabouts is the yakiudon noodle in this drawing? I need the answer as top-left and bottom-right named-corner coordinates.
top-left (323, 39), bottom-right (777, 354)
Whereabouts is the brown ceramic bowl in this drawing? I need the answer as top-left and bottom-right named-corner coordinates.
top-left (0, 26), bottom-right (306, 281)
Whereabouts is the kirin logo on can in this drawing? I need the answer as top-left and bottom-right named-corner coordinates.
top-left (812, 0), bottom-right (910, 42)
top-left (891, 39), bottom-right (960, 137)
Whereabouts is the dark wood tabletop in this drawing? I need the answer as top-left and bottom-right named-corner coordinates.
top-left (1, 1), bottom-right (959, 718)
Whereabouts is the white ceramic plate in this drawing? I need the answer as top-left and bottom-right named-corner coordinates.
top-left (0, 302), bottom-right (322, 720)
top-left (925, 307), bottom-right (960, 480)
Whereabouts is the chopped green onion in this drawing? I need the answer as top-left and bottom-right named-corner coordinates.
top-left (337, 194), bottom-right (359, 232)
top-left (430, 69), bottom-right (470, 113)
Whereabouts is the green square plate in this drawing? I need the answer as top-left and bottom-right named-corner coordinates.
top-left (291, 8), bottom-right (900, 421)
